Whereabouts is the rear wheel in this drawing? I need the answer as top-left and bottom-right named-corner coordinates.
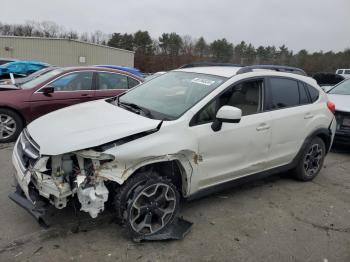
top-left (114, 172), bottom-right (180, 239)
top-left (0, 109), bottom-right (23, 143)
top-left (294, 137), bottom-right (326, 181)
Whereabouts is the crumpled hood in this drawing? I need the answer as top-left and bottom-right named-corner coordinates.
top-left (327, 94), bottom-right (350, 113)
top-left (27, 99), bottom-right (161, 155)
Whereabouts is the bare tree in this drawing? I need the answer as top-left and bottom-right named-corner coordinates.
top-left (39, 21), bottom-right (61, 37)
top-left (182, 35), bottom-right (195, 55)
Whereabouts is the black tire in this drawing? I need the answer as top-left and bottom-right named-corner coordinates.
top-left (114, 171), bottom-right (180, 239)
top-left (0, 108), bottom-right (23, 143)
top-left (294, 137), bottom-right (326, 181)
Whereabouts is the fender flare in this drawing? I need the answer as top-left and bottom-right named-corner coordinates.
top-left (291, 125), bottom-right (332, 168)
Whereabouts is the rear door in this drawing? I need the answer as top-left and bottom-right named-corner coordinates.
top-left (95, 72), bottom-right (141, 99)
top-left (265, 77), bottom-right (316, 167)
top-left (29, 71), bottom-right (94, 120)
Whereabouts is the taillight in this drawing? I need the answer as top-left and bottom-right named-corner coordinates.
top-left (327, 101), bottom-right (336, 114)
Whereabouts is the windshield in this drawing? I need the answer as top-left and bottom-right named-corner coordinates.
top-left (21, 68), bottom-right (64, 89)
top-left (328, 79), bottom-right (350, 95)
top-left (119, 71), bottom-right (227, 120)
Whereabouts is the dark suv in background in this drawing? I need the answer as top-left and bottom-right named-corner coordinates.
top-left (0, 67), bottom-right (142, 142)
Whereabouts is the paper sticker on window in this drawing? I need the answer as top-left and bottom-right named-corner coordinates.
top-left (191, 78), bottom-right (216, 86)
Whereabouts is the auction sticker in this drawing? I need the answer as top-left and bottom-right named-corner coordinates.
top-left (191, 78), bottom-right (216, 86)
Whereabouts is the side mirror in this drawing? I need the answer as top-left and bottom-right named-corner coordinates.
top-left (211, 106), bottom-right (242, 132)
top-left (41, 86), bottom-right (55, 95)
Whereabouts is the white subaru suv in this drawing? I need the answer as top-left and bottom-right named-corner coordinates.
top-left (10, 63), bottom-right (336, 239)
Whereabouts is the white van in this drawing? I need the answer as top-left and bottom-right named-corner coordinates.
top-left (336, 69), bottom-right (350, 79)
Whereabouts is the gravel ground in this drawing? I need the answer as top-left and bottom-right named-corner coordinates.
top-left (0, 143), bottom-right (349, 262)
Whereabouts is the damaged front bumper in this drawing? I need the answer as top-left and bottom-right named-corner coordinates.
top-left (10, 131), bottom-right (109, 226)
top-left (8, 185), bottom-right (49, 228)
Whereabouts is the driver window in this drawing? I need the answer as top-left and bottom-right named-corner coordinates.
top-left (50, 72), bottom-right (93, 91)
top-left (192, 79), bottom-right (263, 125)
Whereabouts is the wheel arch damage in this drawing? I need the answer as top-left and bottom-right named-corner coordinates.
top-left (11, 119), bottom-right (197, 226)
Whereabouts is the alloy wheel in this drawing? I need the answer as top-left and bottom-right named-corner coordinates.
top-left (129, 183), bottom-right (177, 235)
top-left (0, 114), bottom-right (17, 140)
top-left (304, 143), bottom-right (323, 177)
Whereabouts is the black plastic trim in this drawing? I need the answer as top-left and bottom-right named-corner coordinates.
top-left (236, 65), bottom-right (307, 76)
top-left (8, 185), bottom-right (49, 228)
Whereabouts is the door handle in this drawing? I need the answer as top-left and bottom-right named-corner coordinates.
top-left (256, 123), bottom-right (270, 131)
top-left (304, 113), bottom-right (314, 119)
top-left (81, 93), bottom-right (90, 97)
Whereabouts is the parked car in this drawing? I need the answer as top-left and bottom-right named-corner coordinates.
top-left (0, 67), bottom-right (143, 142)
top-left (312, 72), bottom-right (345, 92)
top-left (96, 65), bottom-right (144, 78)
top-left (327, 78), bottom-right (350, 144)
top-left (0, 66), bottom-right (58, 86)
top-left (335, 69), bottom-right (350, 79)
top-left (9, 64), bottom-right (336, 239)
top-left (0, 58), bottom-right (18, 66)
top-left (0, 61), bottom-right (50, 80)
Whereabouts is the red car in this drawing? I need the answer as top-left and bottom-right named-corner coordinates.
top-left (0, 67), bottom-right (143, 142)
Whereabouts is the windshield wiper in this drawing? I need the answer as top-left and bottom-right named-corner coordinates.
top-left (118, 99), bottom-right (153, 118)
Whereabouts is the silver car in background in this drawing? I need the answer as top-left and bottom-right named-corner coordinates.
top-left (327, 78), bottom-right (350, 144)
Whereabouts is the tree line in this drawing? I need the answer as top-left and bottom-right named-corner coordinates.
top-left (1, 21), bottom-right (349, 74)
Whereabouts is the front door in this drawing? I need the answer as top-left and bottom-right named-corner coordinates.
top-left (190, 78), bottom-right (272, 192)
top-left (29, 71), bottom-right (94, 121)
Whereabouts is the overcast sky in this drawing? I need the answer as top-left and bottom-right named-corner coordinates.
top-left (2, 0), bottom-right (349, 52)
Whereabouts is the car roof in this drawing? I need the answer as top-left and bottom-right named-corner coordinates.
top-left (175, 65), bottom-right (318, 87)
top-left (57, 66), bottom-right (144, 80)
top-left (95, 65), bottom-right (144, 78)
top-left (175, 66), bottom-right (242, 78)
top-left (2, 60), bottom-right (50, 67)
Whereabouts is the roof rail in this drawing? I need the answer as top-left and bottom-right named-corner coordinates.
top-left (236, 65), bottom-right (307, 76)
top-left (179, 62), bottom-right (243, 69)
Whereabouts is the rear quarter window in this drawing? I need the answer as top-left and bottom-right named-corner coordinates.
top-left (128, 77), bottom-right (140, 89)
top-left (306, 84), bottom-right (319, 102)
top-left (298, 82), bottom-right (310, 104)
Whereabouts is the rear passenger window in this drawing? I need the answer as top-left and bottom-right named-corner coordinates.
top-left (269, 78), bottom-right (299, 109)
top-left (128, 77), bottom-right (140, 89)
top-left (298, 82), bottom-right (309, 104)
top-left (306, 85), bottom-right (319, 102)
top-left (337, 70), bottom-right (343, 74)
top-left (97, 72), bottom-right (128, 90)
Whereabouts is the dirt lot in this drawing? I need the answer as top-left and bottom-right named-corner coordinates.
top-left (0, 143), bottom-right (349, 262)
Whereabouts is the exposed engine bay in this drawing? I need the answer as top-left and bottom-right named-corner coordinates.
top-left (11, 129), bottom-right (119, 221)
top-left (32, 152), bottom-right (111, 218)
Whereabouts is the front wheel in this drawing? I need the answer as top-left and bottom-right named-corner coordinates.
top-left (114, 172), bottom-right (180, 239)
top-left (294, 137), bottom-right (326, 181)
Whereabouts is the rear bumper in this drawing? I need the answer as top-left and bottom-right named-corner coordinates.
top-left (8, 185), bottom-right (49, 228)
